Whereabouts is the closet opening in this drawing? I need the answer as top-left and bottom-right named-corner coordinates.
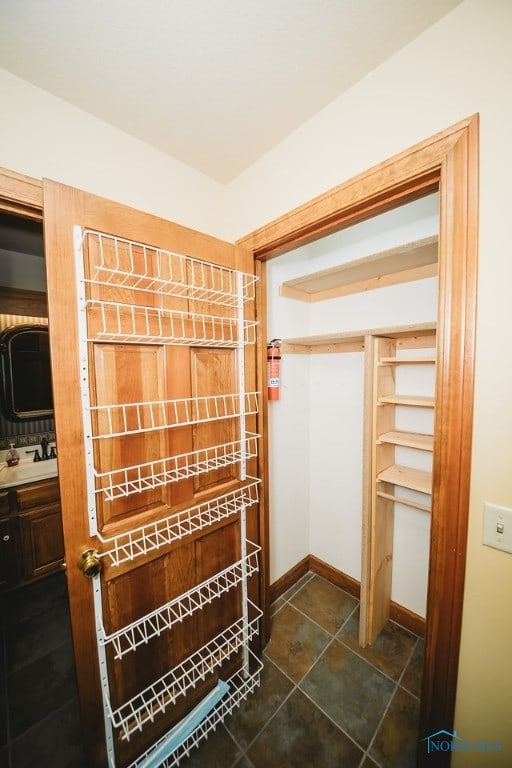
top-left (264, 192), bottom-right (439, 647)
top-left (258, 192), bottom-right (439, 762)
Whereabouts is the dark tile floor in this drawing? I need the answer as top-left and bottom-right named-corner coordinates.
top-left (184, 572), bottom-right (423, 768)
top-left (0, 572), bottom-right (85, 768)
top-left (0, 571), bottom-right (423, 767)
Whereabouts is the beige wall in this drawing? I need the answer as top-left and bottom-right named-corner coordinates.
top-left (227, 0), bottom-right (512, 762)
top-left (0, 68), bottom-right (229, 240)
top-left (0, 0), bottom-right (510, 761)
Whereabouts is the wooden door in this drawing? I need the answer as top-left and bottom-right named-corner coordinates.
top-left (43, 181), bottom-right (262, 768)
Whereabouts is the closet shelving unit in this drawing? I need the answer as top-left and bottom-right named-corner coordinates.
top-left (279, 235), bottom-right (437, 302)
top-left (361, 330), bottom-right (436, 645)
top-left (74, 227), bottom-right (262, 767)
top-left (278, 235), bottom-right (438, 648)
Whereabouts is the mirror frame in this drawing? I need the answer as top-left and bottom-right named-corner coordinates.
top-left (0, 322), bottom-right (53, 421)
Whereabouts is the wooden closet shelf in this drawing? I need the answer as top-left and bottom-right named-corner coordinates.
top-left (282, 321), bottom-right (436, 354)
top-left (376, 490), bottom-right (431, 513)
top-left (377, 430), bottom-right (433, 451)
top-left (378, 394), bottom-right (435, 408)
top-left (377, 465), bottom-right (432, 495)
top-left (280, 235), bottom-right (438, 303)
top-left (379, 356), bottom-right (436, 365)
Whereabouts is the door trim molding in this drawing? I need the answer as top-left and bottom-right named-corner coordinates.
top-left (238, 114), bottom-right (479, 762)
top-left (0, 167), bottom-right (43, 220)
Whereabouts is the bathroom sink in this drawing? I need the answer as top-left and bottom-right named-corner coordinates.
top-left (0, 458), bottom-right (58, 489)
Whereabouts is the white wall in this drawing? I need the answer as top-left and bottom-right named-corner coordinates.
top-left (229, 0), bottom-right (512, 760)
top-left (267, 195), bottom-right (438, 618)
top-left (0, 68), bottom-right (228, 240)
top-left (266, 248), bottom-right (311, 578)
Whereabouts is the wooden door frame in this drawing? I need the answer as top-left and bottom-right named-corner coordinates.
top-left (237, 114), bottom-right (479, 762)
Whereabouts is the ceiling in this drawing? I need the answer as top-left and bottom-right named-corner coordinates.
top-left (1, 0), bottom-right (462, 183)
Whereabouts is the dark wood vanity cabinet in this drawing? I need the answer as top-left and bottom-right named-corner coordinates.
top-left (1, 478), bottom-right (64, 588)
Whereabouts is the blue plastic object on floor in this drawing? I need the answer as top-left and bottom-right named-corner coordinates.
top-left (136, 680), bottom-right (230, 768)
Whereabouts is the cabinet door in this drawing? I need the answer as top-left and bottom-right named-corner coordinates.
top-left (0, 515), bottom-right (19, 588)
top-left (17, 501), bottom-right (64, 582)
top-left (43, 180), bottom-right (261, 768)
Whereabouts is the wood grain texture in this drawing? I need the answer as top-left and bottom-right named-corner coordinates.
top-left (0, 286), bottom-right (47, 317)
top-left (282, 321), bottom-right (436, 353)
top-left (0, 166), bottom-right (43, 220)
top-left (280, 235), bottom-right (438, 301)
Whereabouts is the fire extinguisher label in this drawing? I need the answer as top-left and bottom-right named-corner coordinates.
top-left (269, 377), bottom-right (280, 386)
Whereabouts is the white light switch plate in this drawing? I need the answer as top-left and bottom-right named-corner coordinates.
top-left (483, 503), bottom-right (512, 554)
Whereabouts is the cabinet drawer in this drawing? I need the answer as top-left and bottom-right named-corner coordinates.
top-left (12, 478), bottom-right (60, 510)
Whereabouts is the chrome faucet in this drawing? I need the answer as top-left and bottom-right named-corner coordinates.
top-left (27, 436), bottom-right (56, 462)
top-left (40, 435), bottom-right (49, 461)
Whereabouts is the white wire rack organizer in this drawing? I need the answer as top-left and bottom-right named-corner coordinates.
top-left (96, 479), bottom-right (260, 568)
top-left (94, 433), bottom-right (259, 503)
top-left (107, 600), bottom-right (262, 742)
top-left (89, 391), bottom-right (259, 440)
top-left (83, 229), bottom-right (258, 307)
top-left (84, 299), bottom-right (257, 347)
top-left (74, 226), bottom-right (261, 767)
top-left (129, 650), bottom-right (263, 768)
top-left (80, 229), bottom-right (258, 348)
top-left (99, 539), bottom-right (261, 660)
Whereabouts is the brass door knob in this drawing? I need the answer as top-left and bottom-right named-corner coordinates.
top-left (78, 548), bottom-right (101, 578)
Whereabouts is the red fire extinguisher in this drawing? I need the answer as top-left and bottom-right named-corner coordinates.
top-left (267, 339), bottom-right (282, 400)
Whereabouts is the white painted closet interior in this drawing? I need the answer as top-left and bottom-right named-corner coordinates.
top-left (266, 193), bottom-right (439, 633)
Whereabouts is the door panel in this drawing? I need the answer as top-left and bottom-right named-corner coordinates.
top-left (92, 344), bottom-right (170, 523)
top-left (191, 347), bottom-right (238, 492)
top-left (43, 180), bottom-right (261, 768)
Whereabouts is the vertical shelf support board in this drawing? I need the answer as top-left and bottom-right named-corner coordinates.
top-left (360, 336), bottom-right (397, 647)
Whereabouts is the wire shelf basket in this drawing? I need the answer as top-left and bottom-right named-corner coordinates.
top-left (83, 230), bottom-right (258, 308)
top-left (96, 479), bottom-right (260, 567)
top-left (108, 600), bottom-right (262, 741)
top-left (129, 650), bottom-right (263, 768)
top-left (89, 391), bottom-right (259, 440)
top-left (94, 433), bottom-right (259, 502)
top-left (100, 539), bottom-right (260, 659)
top-left (84, 299), bottom-right (257, 347)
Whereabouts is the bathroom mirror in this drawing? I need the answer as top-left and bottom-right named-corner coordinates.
top-left (0, 323), bottom-right (53, 421)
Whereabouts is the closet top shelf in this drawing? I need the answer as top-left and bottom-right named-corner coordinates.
top-left (282, 321), bottom-right (436, 354)
top-left (280, 235), bottom-right (438, 302)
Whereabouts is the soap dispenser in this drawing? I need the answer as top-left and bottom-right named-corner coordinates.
top-left (6, 443), bottom-right (20, 467)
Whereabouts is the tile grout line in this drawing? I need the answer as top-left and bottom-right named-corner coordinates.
top-left (225, 575), bottom-right (422, 767)
top-left (291, 610), bottom-right (380, 762)
top-left (225, 626), bottom-right (362, 767)
top-left (263, 581), bottom-right (389, 762)
top-left (360, 635), bottom-right (421, 767)
top-left (283, 602), bottom-right (368, 760)
top-left (334, 618), bottom-right (423, 689)
top-left (270, 579), bottom-right (423, 767)
top-left (224, 653), bottom-right (301, 763)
